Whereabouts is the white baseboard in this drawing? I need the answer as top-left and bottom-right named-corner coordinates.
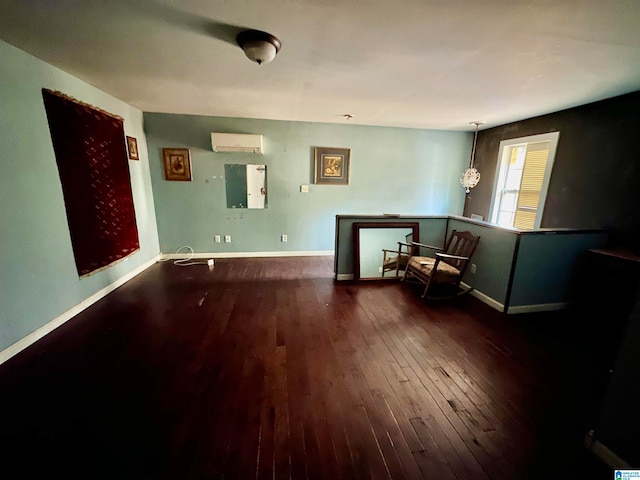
top-left (506, 302), bottom-right (569, 314)
top-left (462, 282), bottom-right (505, 312)
top-left (335, 273), bottom-right (354, 281)
top-left (585, 436), bottom-right (630, 469)
top-left (161, 250), bottom-right (334, 260)
top-left (461, 283), bottom-right (570, 315)
top-left (0, 256), bottom-right (160, 366)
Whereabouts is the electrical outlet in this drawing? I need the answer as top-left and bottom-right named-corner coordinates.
top-left (281, 234), bottom-right (287, 242)
top-left (471, 264), bottom-right (477, 274)
top-left (214, 235), bottom-right (221, 243)
top-left (225, 235), bottom-right (231, 243)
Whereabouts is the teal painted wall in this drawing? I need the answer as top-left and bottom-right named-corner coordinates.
top-left (144, 113), bottom-right (470, 255)
top-left (447, 218), bottom-right (608, 309)
top-left (447, 218), bottom-right (518, 307)
top-left (510, 232), bottom-right (608, 307)
top-left (0, 40), bottom-right (160, 351)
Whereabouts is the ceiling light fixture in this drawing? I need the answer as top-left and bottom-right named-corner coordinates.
top-left (236, 29), bottom-right (282, 65)
top-left (460, 121), bottom-right (485, 193)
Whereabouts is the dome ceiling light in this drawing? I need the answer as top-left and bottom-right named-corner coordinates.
top-left (236, 29), bottom-right (282, 65)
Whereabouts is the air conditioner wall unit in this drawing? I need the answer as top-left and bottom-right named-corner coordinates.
top-left (211, 132), bottom-right (263, 154)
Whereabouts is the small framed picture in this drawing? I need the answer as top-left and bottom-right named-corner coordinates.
top-left (126, 136), bottom-right (139, 160)
top-left (314, 147), bottom-right (351, 185)
top-left (162, 148), bottom-right (192, 181)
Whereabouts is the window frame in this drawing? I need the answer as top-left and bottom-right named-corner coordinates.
top-left (488, 131), bottom-right (560, 230)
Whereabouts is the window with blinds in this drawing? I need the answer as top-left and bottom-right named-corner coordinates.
top-left (490, 132), bottom-right (560, 230)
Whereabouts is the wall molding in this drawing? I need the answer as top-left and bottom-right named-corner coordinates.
top-left (463, 283), bottom-right (505, 312)
top-left (161, 250), bottom-right (334, 260)
top-left (0, 256), bottom-right (160, 366)
top-left (506, 302), bottom-right (569, 314)
top-left (463, 283), bottom-right (569, 314)
top-left (584, 432), bottom-right (630, 470)
top-left (336, 273), bottom-right (354, 281)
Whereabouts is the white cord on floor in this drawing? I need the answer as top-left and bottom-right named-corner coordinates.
top-left (162, 245), bottom-right (211, 267)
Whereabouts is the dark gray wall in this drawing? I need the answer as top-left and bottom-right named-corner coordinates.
top-left (464, 90), bottom-right (640, 249)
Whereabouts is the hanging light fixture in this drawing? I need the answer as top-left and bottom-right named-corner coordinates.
top-left (236, 29), bottom-right (282, 65)
top-left (460, 121), bottom-right (485, 193)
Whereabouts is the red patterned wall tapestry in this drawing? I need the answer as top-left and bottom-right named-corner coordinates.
top-left (42, 89), bottom-right (139, 277)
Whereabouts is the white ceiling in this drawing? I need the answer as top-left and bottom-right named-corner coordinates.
top-left (2, 0), bottom-right (640, 131)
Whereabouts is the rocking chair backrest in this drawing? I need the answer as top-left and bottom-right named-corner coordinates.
top-left (443, 230), bottom-right (480, 271)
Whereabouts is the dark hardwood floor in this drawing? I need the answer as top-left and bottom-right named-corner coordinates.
top-left (0, 256), bottom-right (613, 479)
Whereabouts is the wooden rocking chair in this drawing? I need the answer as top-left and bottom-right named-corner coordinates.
top-left (402, 230), bottom-right (480, 299)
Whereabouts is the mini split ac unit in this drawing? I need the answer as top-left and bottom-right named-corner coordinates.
top-left (211, 132), bottom-right (263, 154)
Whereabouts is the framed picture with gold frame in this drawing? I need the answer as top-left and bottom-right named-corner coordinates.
top-left (126, 135), bottom-right (139, 160)
top-left (313, 147), bottom-right (350, 185)
top-left (162, 148), bottom-right (192, 181)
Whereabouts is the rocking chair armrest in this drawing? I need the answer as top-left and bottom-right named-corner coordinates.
top-left (383, 242), bottom-right (413, 257)
top-left (383, 240), bottom-right (413, 252)
top-left (411, 241), bottom-right (444, 252)
top-left (435, 252), bottom-right (470, 261)
top-left (382, 249), bottom-right (411, 262)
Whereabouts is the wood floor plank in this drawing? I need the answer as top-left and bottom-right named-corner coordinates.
top-left (256, 304), bottom-right (278, 480)
top-left (273, 344), bottom-right (291, 480)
